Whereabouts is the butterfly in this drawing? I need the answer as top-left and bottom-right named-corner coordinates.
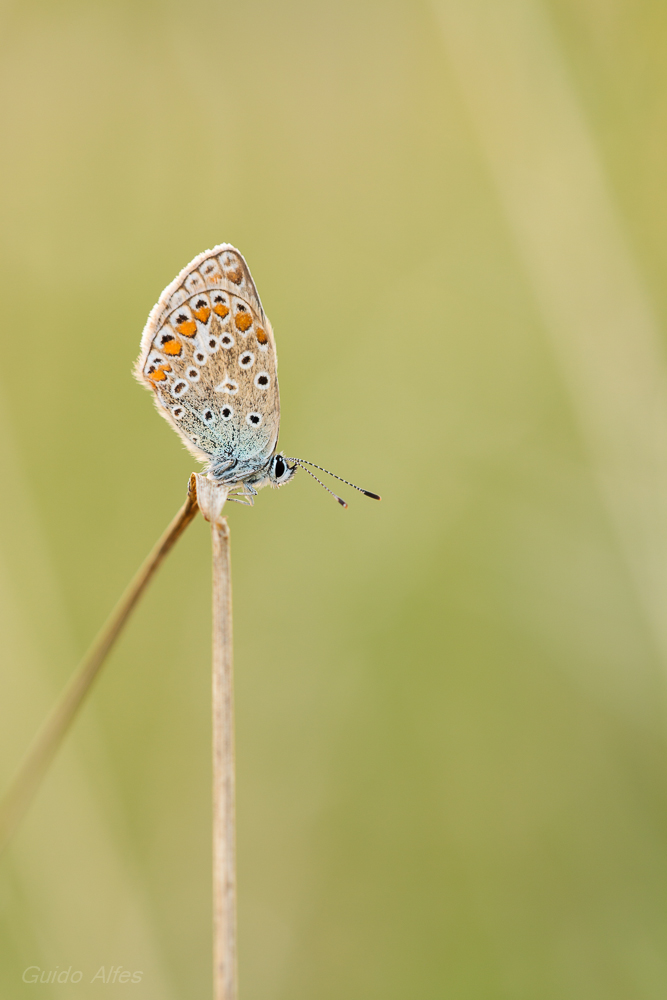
top-left (135, 244), bottom-right (380, 507)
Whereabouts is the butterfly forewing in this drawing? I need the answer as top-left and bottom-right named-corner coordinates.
top-left (136, 245), bottom-right (280, 468)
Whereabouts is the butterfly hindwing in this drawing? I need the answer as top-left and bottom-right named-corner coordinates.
top-left (136, 245), bottom-right (280, 469)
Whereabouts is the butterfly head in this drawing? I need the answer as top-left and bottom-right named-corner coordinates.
top-left (268, 452), bottom-right (298, 489)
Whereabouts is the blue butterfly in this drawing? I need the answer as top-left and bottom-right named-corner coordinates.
top-left (136, 244), bottom-right (380, 507)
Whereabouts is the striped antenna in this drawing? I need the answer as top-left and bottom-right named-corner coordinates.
top-left (285, 457), bottom-right (381, 507)
top-left (292, 462), bottom-right (348, 507)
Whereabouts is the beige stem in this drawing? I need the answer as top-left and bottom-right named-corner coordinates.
top-left (211, 517), bottom-right (237, 1000)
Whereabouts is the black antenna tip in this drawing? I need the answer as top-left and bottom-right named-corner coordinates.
top-left (363, 490), bottom-right (381, 500)
top-left (337, 497), bottom-right (348, 508)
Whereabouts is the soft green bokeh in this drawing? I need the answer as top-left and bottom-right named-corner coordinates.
top-left (1, 1), bottom-right (667, 997)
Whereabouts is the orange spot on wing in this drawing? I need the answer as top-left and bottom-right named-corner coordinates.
top-left (176, 320), bottom-right (197, 338)
top-left (213, 303), bottom-right (229, 318)
top-left (235, 312), bottom-right (252, 332)
top-left (192, 305), bottom-right (211, 323)
top-left (227, 268), bottom-right (243, 284)
top-left (162, 339), bottom-right (182, 356)
top-left (256, 327), bottom-right (268, 345)
top-left (147, 363), bottom-right (171, 384)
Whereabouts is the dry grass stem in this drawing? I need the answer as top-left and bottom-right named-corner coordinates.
top-left (211, 515), bottom-right (237, 1000)
top-left (0, 474), bottom-right (200, 855)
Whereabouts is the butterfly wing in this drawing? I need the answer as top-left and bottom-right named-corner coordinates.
top-left (135, 245), bottom-right (280, 473)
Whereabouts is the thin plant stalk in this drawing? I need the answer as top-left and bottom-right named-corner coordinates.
top-left (0, 474), bottom-right (199, 855)
top-left (211, 516), bottom-right (237, 1000)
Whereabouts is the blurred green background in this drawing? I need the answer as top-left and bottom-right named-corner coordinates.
top-left (1, 0), bottom-right (667, 997)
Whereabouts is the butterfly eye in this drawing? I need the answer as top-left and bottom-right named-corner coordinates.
top-left (275, 456), bottom-right (285, 479)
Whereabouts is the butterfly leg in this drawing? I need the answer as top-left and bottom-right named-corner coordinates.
top-left (226, 492), bottom-right (253, 506)
top-left (226, 483), bottom-right (257, 506)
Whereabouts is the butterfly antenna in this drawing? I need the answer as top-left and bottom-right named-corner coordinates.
top-left (284, 458), bottom-right (381, 501)
top-left (291, 462), bottom-right (348, 508)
